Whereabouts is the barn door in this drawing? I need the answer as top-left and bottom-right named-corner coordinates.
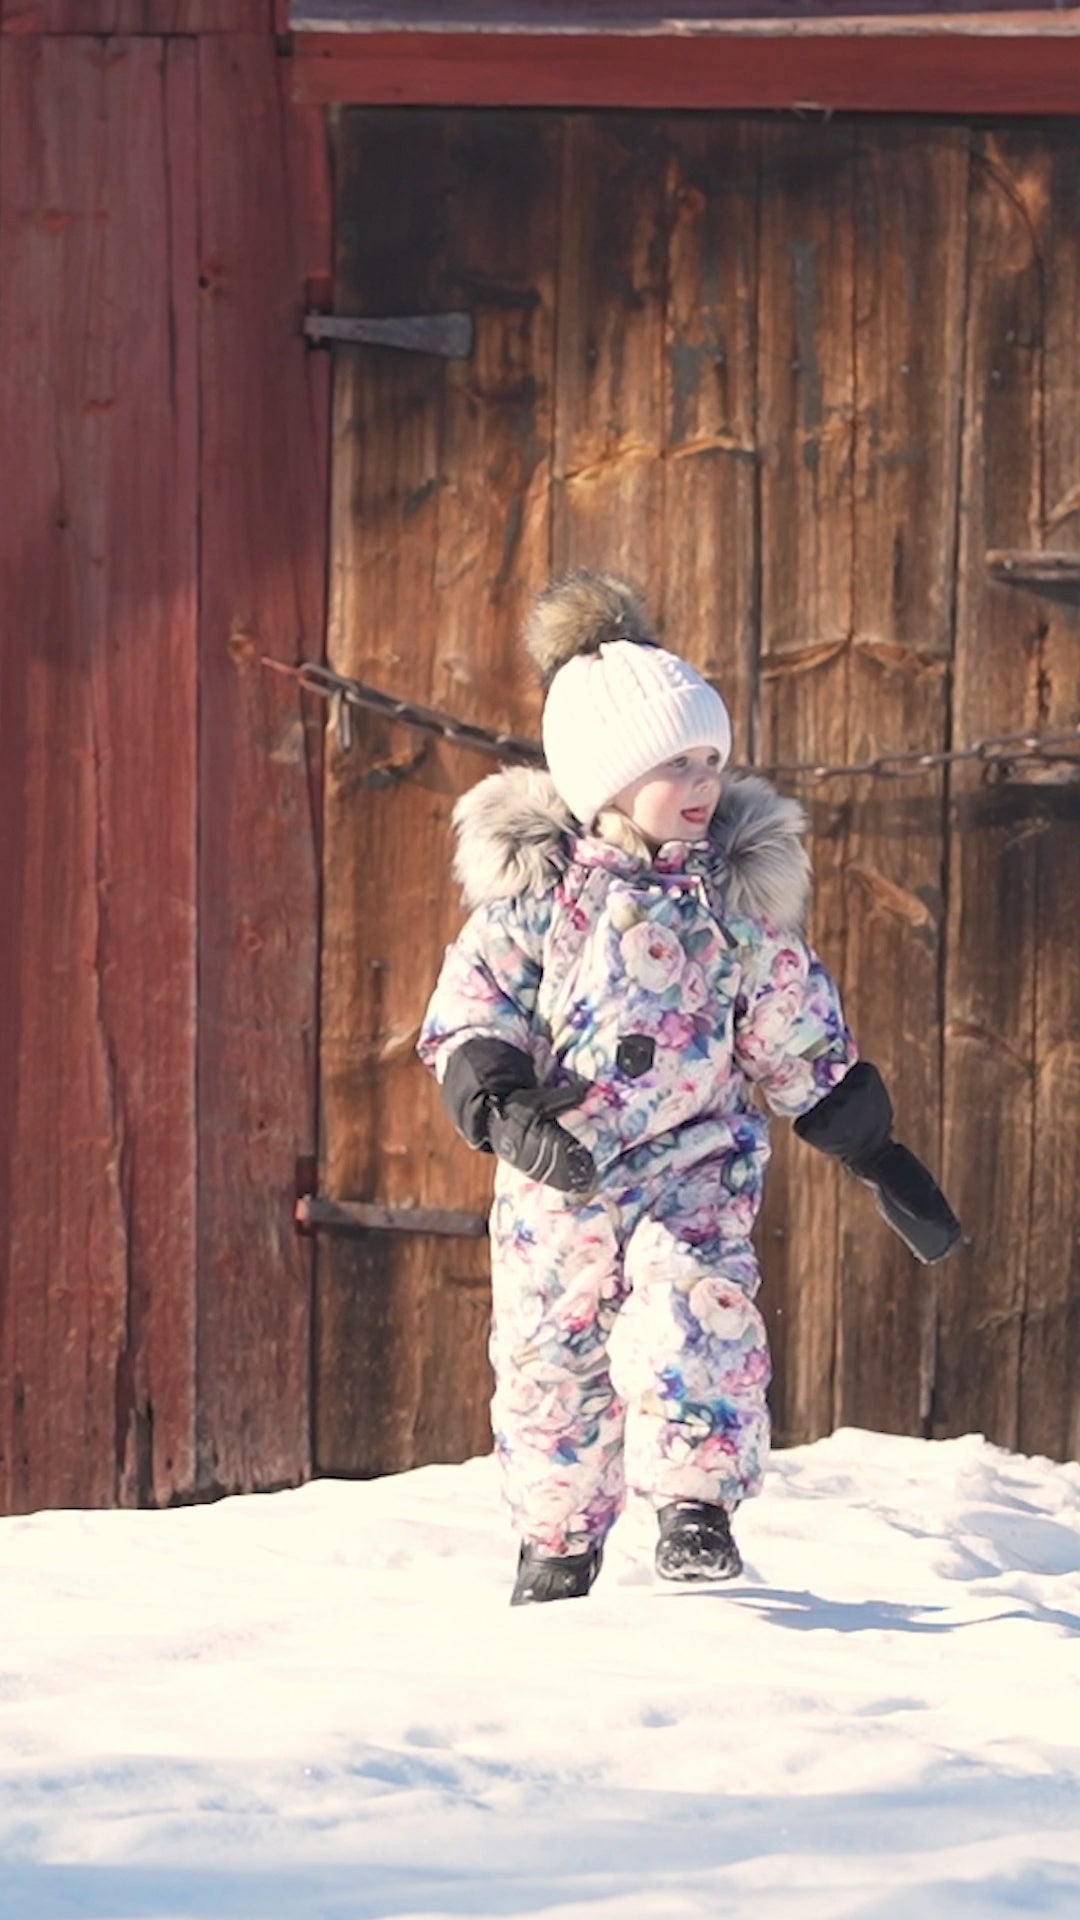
top-left (317, 110), bottom-right (1080, 1479)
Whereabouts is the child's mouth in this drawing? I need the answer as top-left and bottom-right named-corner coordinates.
top-left (681, 806), bottom-right (708, 826)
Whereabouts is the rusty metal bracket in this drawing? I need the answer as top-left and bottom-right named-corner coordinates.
top-left (296, 1196), bottom-right (488, 1239)
top-left (987, 550), bottom-right (1080, 597)
top-left (357, 743), bottom-right (430, 789)
top-left (303, 312), bottom-right (474, 358)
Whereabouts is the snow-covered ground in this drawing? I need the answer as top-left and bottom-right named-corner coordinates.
top-left (2, 1428), bottom-right (1079, 1920)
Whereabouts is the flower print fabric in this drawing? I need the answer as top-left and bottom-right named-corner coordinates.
top-left (420, 837), bottom-right (854, 1173)
top-left (620, 920), bottom-right (686, 993)
top-left (418, 827), bottom-right (856, 1554)
top-left (488, 1174), bottom-right (771, 1554)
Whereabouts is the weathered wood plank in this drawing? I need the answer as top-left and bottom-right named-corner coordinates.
top-left (662, 119), bottom-right (759, 753)
top-left (320, 110), bottom-right (558, 1475)
top-left (552, 115), bottom-right (667, 585)
top-left (1018, 127), bottom-right (1080, 1464)
top-left (320, 111), bottom-right (456, 1479)
top-left (291, 29), bottom-right (1080, 115)
top-left (1, 2), bottom-right (269, 29)
top-left (0, 36), bottom-right (198, 1510)
top-left (1024, 759), bottom-right (1080, 1464)
top-left (834, 124), bottom-right (969, 1436)
top-left (939, 130), bottom-right (1050, 1450)
top-left (755, 122), bottom-right (856, 1448)
top-left (196, 35), bottom-right (328, 1494)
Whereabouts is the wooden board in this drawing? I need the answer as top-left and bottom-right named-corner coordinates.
top-left (1, 2), bottom-right (269, 29)
top-left (834, 125), bottom-right (968, 1435)
top-left (292, 29), bottom-right (1080, 114)
top-left (755, 121), bottom-right (856, 1446)
top-left (0, 36), bottom-right (199, 1510)
top-left (657, 119), bottom-right (759, 750)
top-left (195, 35), bottom-right (329, 1494)
top-left (319, 110), bottom-right (559, 1475)
top-left (938, 130), bottom-right (1050, 1450)
top-left (552, 115), bottom-right (668, 584)
top-left (1017, 127), bottom-right (1080, 1463)
top-left (292, 5), bottom-right (1080, 28)
top-left (551, 110), bottom-right (758, 719)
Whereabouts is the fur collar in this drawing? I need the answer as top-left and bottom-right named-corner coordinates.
top-left (452, 766), bottom-right (811, 931)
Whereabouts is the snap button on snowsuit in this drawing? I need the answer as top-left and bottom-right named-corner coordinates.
top-left (615, 1034), bottom-right (655, 1079)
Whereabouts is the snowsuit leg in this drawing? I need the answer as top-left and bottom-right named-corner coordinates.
top-left (489, 1177), bottom-right (628, 1556)
top-left (612, 1205), bottom-right (771, 1511)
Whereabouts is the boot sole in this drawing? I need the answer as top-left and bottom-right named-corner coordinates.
top-left (655, 1548), bottom-right (743, 1583)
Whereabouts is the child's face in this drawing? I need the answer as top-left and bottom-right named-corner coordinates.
top-left (610, 745), bottom-right (723, 849)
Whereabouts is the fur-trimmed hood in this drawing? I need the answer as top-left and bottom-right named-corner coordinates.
top-left (452, 766), bottom-right (811, 932)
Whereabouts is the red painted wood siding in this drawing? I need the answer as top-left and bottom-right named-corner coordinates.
top-left (195, 34), bottom-right (329, 1496)
top-left (0, 27), bottom-right (330, 1512)
top-left (0, 36), bottom-right (199, 1508)
top-left (290, 3), bottom-right (1080, 24)
top-left (1, 2), bottom-right (271, 30)
top-left (292, 27), bottom-right (1080, 114)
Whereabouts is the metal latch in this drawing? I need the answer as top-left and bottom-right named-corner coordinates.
top-left (303, 312), bottom-right (473, 358)
top-left (987, 550), bottom-right (1080, 597)
top-left (295, 1196), bottom-right (488, 1240)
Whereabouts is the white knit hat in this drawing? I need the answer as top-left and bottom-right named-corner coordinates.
top-left (522, 571), bottom-right (733, 828)
top-left (541, 639), bottom-right (732, 827)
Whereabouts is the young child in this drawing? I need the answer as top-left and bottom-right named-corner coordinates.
top-left (418, 572), bottom-right (960, 1606)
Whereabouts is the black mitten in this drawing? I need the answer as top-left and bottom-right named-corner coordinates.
top-left (441, 1037), bottom-right (540, 1149)
top-left (851, 1140), bottom-right (962, 1266)
top-left (488, 1083), bottom-right (597, 1195)
top-left (441, 1037), bottom-right (597, 1195)
top-left (795, 1062), bottom-right (962, 1265)
top-left (792, 1060), bottom-right (893, 1160)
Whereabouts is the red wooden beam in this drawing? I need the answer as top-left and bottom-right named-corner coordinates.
top-left (291, 3), bottom-right (1080, 25)
top-left (291, 25), bottom-right (1080, 111)
top-left (0, 37), bottom-right (200, 1511)
top-left (0, 1), bottom-right (271, 32)
top-left (195, 36), bottom-right (329, 1497)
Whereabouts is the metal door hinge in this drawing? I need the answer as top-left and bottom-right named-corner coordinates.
top-left (987, 550), bottom-right (1080, 597)
top-left (303, 312), bottom-right (474, 358)
top-left (295, 1195), bottom-right (488, 1240)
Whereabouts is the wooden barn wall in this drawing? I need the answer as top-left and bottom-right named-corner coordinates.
top-left (0, 20), bottom-right (330, 1512)
top-left (2, 48), bottom-right (1078, 1516)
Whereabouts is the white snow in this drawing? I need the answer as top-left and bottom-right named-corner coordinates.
top-left (2, 1428), bottom-right (1079, 1920)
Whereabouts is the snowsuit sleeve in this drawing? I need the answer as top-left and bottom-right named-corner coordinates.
top-left (417, 892), bottom-right (552, 1084)
top-left (732, 924), bottom-right (857, 1120)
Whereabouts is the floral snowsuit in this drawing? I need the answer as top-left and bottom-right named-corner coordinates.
top-left (419, 824), bottom-right (855, 1557)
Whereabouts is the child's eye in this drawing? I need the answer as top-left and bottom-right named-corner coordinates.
top-left (706, 751), bottom-right (720, 768)
top-left (669, 756), bottom-right (688, 771)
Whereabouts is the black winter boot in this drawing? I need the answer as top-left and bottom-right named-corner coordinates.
top-left (655, 1502), bottom-right (743, 1583)
top-left (510, 1541), bottom-right (604, 1607)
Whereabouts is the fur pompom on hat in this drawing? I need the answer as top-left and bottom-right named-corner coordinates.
top-left (525, 571), bottom-right (733, 829)
top-left (523, 572), bottom-right (654, 687)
